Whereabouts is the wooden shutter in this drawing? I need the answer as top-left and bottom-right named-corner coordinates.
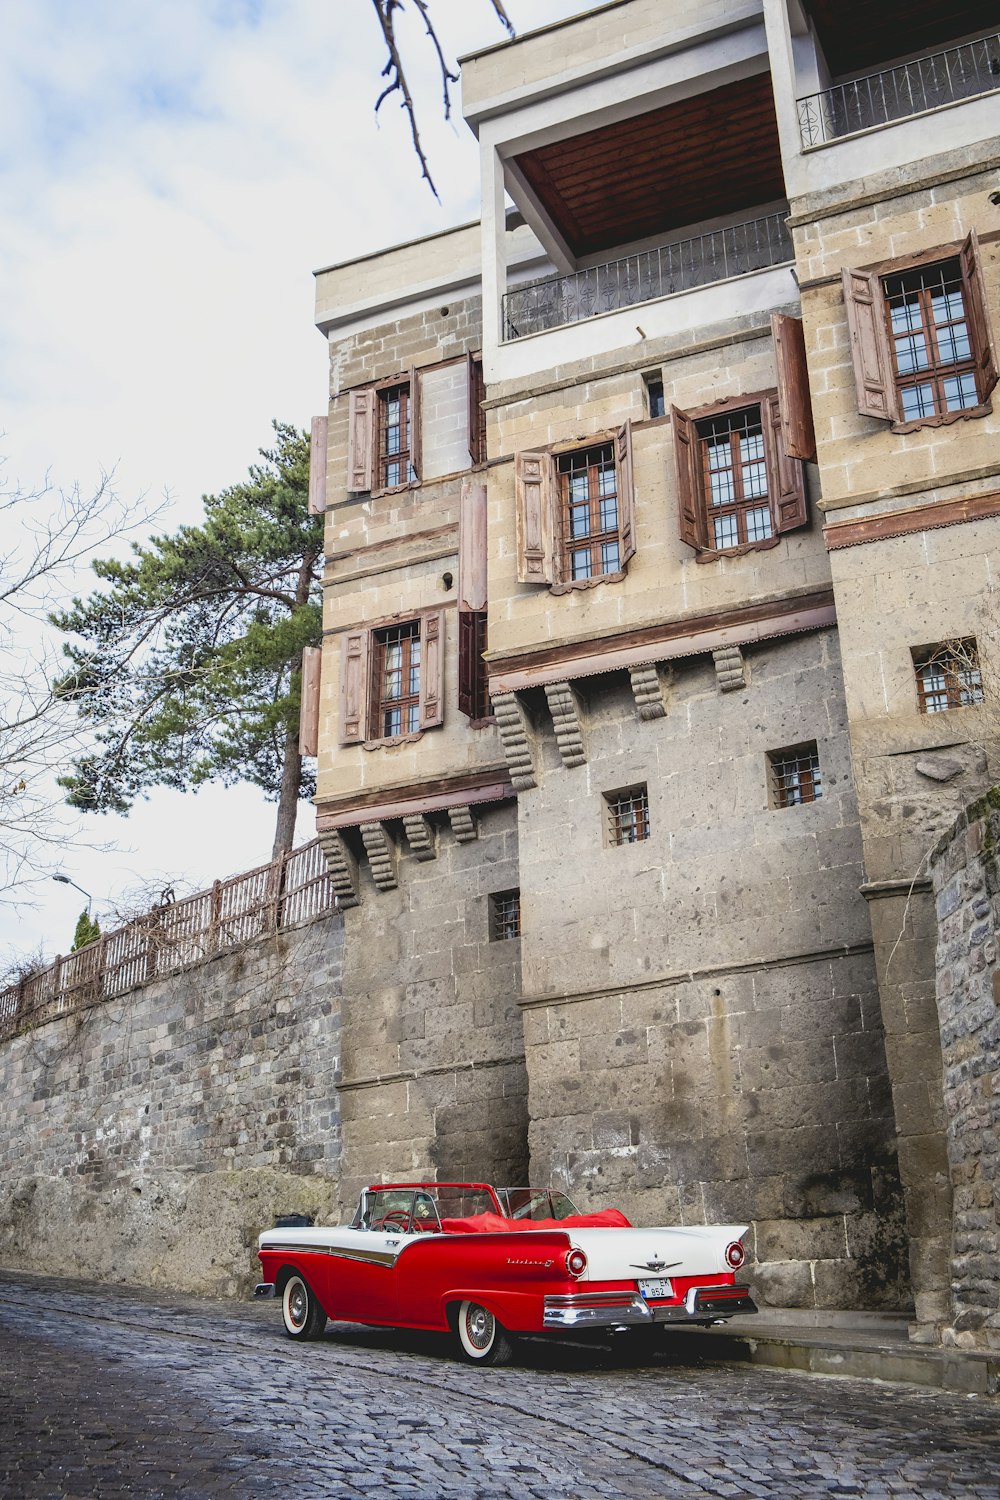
top-left (960, 228), bottom-right (998, 402)
top-left (671, 405), bottom-right (707, 551)
top-left (408, 367), bottom-right (422, 482)
top-left (418, 610), bottom-right (444, 729)
top-left (514, 451), bottom-right (555, 584)
top-left (764, 394), bottom-right (808, 533)
top-left (298, 645), bottom-right (322, 757)
top-left (841, 267), bottom-right (897, 421)
top-left (308, 416), bottom-right (328, 515)
top-left (771, 314), bottom-right (816, 461)
top-left (458, 610), bottom-right (480, 719)
top-left (339, 630), bottom-right (370, 743)
top-left (467, 353), bottom-right (486, 465)
top-left (347, 389), bottom-right (375, 492)
top-left (459, 479), bottom-right (488, 611)
top-left (615, 420), bottom-right (636, 568)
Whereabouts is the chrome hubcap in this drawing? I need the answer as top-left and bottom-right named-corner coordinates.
top-left (466, 1305), bottom-right (493, 1350)
top-left (288, 1283), bottom-right (307, 1328)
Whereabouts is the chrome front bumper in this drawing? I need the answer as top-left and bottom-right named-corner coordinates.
top-left (254, 1282), bottom-right (276, 1299)
top-left (543, 1285), bottom-right (757, 1330)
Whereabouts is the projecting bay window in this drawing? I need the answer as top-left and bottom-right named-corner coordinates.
top-left (338, 610), bottom-right (444, 746)
top-left (673, 316), bottom-right (815, 560)
top-left (843, 232), bottom-right (997, 430)
top-left (514, 422), bottom-right (635, 591)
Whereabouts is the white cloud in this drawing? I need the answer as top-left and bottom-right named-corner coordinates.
top-left (0, 0), bottom-right (581, 960)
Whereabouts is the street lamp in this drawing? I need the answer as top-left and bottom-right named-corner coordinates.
top-left (52, 874), bottom-right (93, 915)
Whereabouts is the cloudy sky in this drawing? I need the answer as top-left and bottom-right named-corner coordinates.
top-left (1, 0), bottom-right (580, 961)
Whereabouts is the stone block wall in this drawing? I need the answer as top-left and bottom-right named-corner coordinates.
top-left (0, 915), bottom-right (344, 1296)
top-left (931, 791), bottom-right (1000, 1350)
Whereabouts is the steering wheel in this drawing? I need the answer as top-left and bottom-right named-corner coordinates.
top-left (376, 1209), bottom-right (411, 1233)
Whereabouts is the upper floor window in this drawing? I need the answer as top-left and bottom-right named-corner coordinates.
top-left (376, 383), bottom-right (414, 491)
top-left (843, 232), bottom-right (997, 431)
top-left (913, 639), bottom-right (984, 714)
top-left (338, 610), bottom-right (444, 745)
top-left (346, 353), bottom-right (485, 495)
top-left (513, 423), bottom-right (635, 591)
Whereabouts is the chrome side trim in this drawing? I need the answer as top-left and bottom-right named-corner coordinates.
top-left (260, 1242), bottom-right (398, 1267)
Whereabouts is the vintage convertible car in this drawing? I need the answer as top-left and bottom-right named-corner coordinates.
top-left (256, 1182), bottom-right (756, 1365)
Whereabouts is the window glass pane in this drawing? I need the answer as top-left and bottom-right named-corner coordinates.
top-left (570, 504), bottom-right (590, 538)
top-left (599, 497), bottom-right (618, 531)
top-left (602, 540), bottom-right (620, 572)
top-left (936, 320), bottom-right (971, 364)
top-left (713, 514), bottom-right (738, 549)
top-left (894, 331), bottom-right (929, 373)
top-left (900, 383), bottom-right (935, 420)
top-left (746, 507), bottom-right (773, 542)
top-left (943, 372), bottom-right (978, 411)
top-left (571, 549), bottom-right (592, 579)
top-left (709, 469), bottom-right (735, 506)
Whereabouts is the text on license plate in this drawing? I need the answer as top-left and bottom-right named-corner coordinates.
top-left (637, 1277), bottom-right (673, 1299)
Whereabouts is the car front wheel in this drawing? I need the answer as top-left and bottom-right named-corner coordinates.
top-left (281, 1272), bottom-right (328, 1341)
top-left (455, 1300), bottom-right (513, 1365)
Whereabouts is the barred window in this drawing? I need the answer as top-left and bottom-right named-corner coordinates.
top-left (372, 621), bottom-right (421, 738)
top-left (605, 785), bottom-right (650, 845)
top-left (557, 443), bottom-right (621, 581)
top-left (698, 407), bottom-right (773, 551)
top-left (377, 383), bottom-right (413, 491)
top-left (489, 889), bottom-right (521, 942)
top-left (768, 743), bottom-right (822, 809)
top-left (884, 260), bottom-right (978, 423)
top-left (913, 639), bottom-right (984, 714)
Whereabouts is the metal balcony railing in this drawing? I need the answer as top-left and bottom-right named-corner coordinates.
top-left (501, 211), bottom-right (794, 341)
top-left (798, 33), bottom-right (1000, 147)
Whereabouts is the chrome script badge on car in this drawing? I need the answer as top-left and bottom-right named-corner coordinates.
top-left (631, 1258), bottom-right (681, 1273)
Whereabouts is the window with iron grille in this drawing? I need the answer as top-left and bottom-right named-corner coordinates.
top-left (489, 889), bottom-right (521, 941)
top-left (696, 406), bottom-right (774, 551)
top-left (604, 785), bottom-right (650, 845)
top-left (558, 443), bottom-right (621, 581)
top-left (884, 260), bottom-right (979, 423)
top-left (371, 620), bottom-right (421, 738)
top-left (913, 639), bottom-right (984, 714)
top-left (768, 743), bottom-right (822, 809)
top-left (377, 382), bottom-right (413, 491)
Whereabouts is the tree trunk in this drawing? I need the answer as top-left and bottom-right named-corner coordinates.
top-left (271, 724), bottom-right (301, 859)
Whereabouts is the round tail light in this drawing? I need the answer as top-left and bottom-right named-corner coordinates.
top-left (725, 1240), bottom-right (745, 1270)
top-left (566, 1248), bottom-right (588, 1278)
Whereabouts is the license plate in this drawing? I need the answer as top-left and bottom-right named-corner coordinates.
top-left (637, 1277), bottom-right (673, 1300)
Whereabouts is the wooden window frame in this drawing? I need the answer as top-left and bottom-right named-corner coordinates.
top-left (673, 387), bottom-right (808, 561)
top-left (514, 422), bottom-right (636, 592)
top-left (912, 638), bottom-right (984, 715)
top-left (347, 353), bottom-right (486, 496)
top-left (373, 374), bottom-right (420, 496)
top-left (338, 608), bottom-right (445, 748)
top-left (842, 231), bottom-right (998, 432)
top-left (767, 742), bottom-right (822, 809)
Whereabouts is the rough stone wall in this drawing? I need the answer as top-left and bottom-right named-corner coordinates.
top-left (931, 791), bottom-right (1000, 1350)
top-left (335, 801), bottom-right (528, 1214)
top-left (518, 629), bottom-right (911, 1310)
top-left (0, 916), bottom-right (343, 1296)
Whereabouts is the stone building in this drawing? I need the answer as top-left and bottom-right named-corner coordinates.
top-left (304, 0), bottom-right (1000, 1333)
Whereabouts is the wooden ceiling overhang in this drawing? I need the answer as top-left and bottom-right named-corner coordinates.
top-left (511, 72), bottom-right (786, 261)
top-left (803, 0), bottom-right (999, 78)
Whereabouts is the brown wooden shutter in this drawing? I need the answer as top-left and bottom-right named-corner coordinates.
top-left (514, 451), bottom-right (555, 584)
top-left (615, 420), bottom-right (637, 568)
top-left (347, 389), bottom-right (375, 492)
top-left (671, 405), bottom-right (707, 551)
top-left (467, 353), bottom-right (486, 466)
top-left (763, 394), bottom-right (808, 533)
top-left (298, 645), bottom-right (322, 756)
top-left (308, 416), bottom-right (328, 515)
top-left (960, 228), bottom-right (998, 402)
top-left (771, 313), bottom-right (816, 461)
top-left (458, 610), bottom-right (479, 719)
top-left (418, 609), bottom-right (444, 729)
top-left (339, 629), bottom-right (370, 743)
top-left (459, 478), bottom-right (488, 611)
top-left (841, 267), bottom-right (897, 421)
top-left (408, 367), bottom-right (422, 482)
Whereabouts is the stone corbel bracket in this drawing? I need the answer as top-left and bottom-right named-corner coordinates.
top-left (544, 681), bottom-right (587, 768)
top-left (448, 805), bottom-right (477, 843)
top-left (629, 663), bottom-right (669, 721)
top-left (318, 830), bottom-right (361, 908)
top-left (713, 645), bottom-right (746, 693)
top-left (402, 813), bottom-right (437, 860)
top-left (492, 690), bottom-right (537, 790)
top-left (360, 821), bottom-right (398, 891)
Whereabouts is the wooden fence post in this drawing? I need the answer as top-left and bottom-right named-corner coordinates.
top-left (209, 880), bottom-right (222, 956)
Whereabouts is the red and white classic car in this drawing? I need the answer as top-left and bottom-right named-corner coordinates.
top-left (256, 1182), bottom-right (756, 1365)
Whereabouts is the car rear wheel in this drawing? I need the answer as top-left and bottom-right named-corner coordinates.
top-left (455, 1300), bottom-right (513, 1366)
top-left (281, 1273), bottom-right (327, 1341)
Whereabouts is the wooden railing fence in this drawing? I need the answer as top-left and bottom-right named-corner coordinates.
top-left (0, 838), bottom-right (335, 1041)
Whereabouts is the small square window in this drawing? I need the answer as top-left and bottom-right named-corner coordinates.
top-left (645, 374), bottom-right (665, 419)
top-left (489, 889), bottom-right (521, 941)
top-left (768, 744), bottom-right (822, 809)
top-left (913, 639), bottom-right (984, 714)
top-left (605, 785), bottom-right (650, 845)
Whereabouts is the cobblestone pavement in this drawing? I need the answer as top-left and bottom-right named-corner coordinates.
top-left (2, 1271), bottom-right (999, 1500)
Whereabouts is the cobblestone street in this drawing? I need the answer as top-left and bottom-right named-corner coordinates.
top-left (2, 1271), bottom-right (999, 1500)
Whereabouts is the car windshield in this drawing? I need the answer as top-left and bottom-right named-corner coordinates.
top-left (496, 1189), bottom-right (579, 1220)
top-left (353, 1186), bottom-right (498, 1231)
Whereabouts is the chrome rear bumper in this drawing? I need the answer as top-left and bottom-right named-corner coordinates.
top-left (543, 1285), bottom-right (757, 1330)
